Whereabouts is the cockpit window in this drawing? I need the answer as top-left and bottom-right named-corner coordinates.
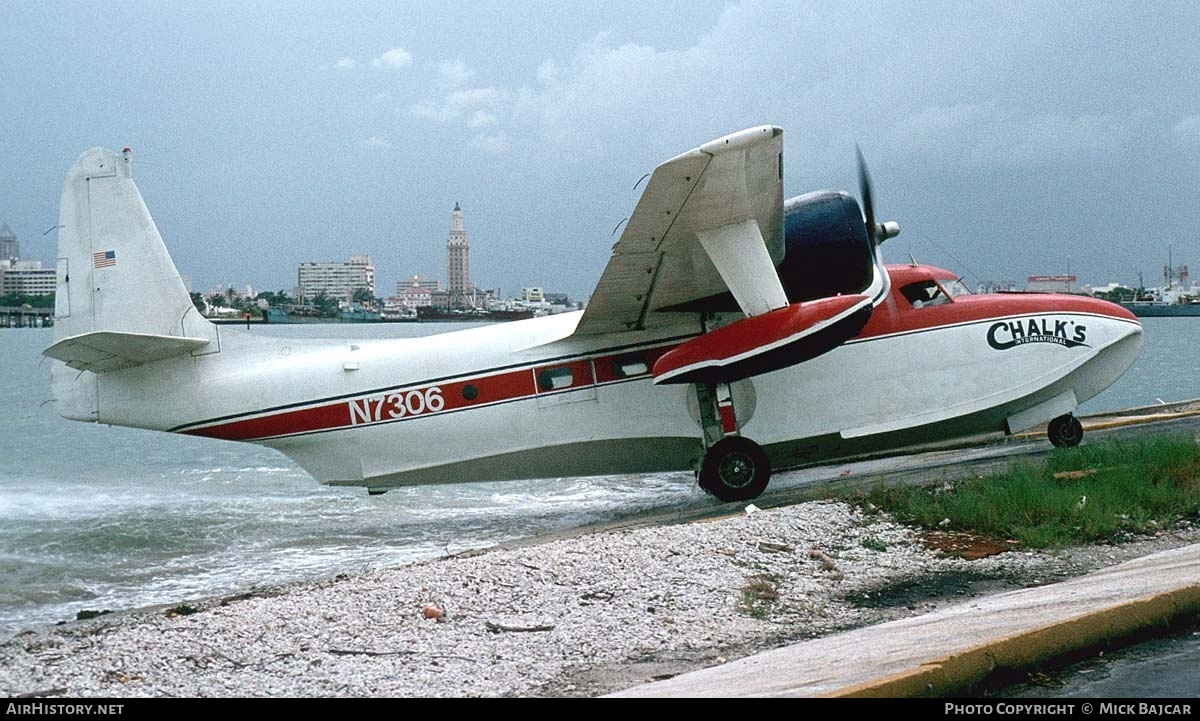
top-left (940, 278), bottom-right (971, 299)
top-left (900, 280), bottom-right (951, 309)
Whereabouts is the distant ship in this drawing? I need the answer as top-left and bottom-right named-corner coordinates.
top-left (416, 307), bottom-right (535, 322)
top-left (1119, 300), bottom-right (1200, 317)
top-left (1121, 248), bottom-right (1200, 317)
top-left (263, 306), bottom-right (383, 323)
top-left (260, 306), bottom-right (538, 324)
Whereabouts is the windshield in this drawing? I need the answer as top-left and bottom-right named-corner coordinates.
top-left (939, 278), bottom-right (971, 299)
top-left (900, 280), bottom-right (950, 309)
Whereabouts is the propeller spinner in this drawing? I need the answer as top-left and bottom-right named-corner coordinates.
top-left (856, 146), bottom-right (900, 245)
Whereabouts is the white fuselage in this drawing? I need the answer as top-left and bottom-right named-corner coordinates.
top-left (90, 266), bottom-right (1143, 492)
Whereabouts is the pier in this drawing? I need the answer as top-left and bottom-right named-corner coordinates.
top-left (0, 306), bottom-right (53, 328)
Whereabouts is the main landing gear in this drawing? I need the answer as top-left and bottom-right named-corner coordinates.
top-left (693, 382), bottom-right (771, 502)
top-left (1047, 413), bottom-right (1083, 448)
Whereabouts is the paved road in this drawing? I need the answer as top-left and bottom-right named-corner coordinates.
top-left (998, 618), bottom-right (1200, 699)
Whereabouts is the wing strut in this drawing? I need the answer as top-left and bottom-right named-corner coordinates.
top-left (696, 219), bottom-right (789, 317)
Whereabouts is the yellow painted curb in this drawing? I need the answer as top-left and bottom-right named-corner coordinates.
top-left (825, 584), bottom-right (1200, 698)
top-left (1014, 409), bottom-right (1200, 440)
top-left (1084, 410), bottom-right (1200, 430)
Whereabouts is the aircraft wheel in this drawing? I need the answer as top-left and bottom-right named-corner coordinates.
top-left (698, 436), bottom-right (771, 502)
top-left (1047, 414), bottom-right (1083, 448)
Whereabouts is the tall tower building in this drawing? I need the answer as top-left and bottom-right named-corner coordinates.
top-left (0, 223), bottom-right (18, 263)
top-left (446, 202), bottom-right (471, 301)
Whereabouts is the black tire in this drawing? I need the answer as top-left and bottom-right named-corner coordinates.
top-left (698, 436), bottom-right (771, 502)
top-left (1047, 414), bottom-right (1083, 448)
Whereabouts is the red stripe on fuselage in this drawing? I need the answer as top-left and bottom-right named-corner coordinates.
top-left (855, 293), bottom-right (1137, 341)
top-left (181, 267), bottom-right (1138, 442)
top-left (860, 264), bottom-right (1137, 340)
top-left (533, 359), bottom-right (596, 393)
top-left (184, 349), bottom-right (667, 441)
top-left (191, 402), bottom-right (353, 442)
top-left (187, 368), bottom-right (538, 441)
top-left (593, 347), bottom-right (673, 383)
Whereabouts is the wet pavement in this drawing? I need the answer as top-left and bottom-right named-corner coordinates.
top-left (610, 543), bottom-right (1200, 697)
top-left (995, 617), bottom-right (1200, 698)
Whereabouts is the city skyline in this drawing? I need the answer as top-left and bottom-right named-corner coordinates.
top-left (1, 3), bottom-right (1198, 300)
top-left (4, 203), bottom-right (1195, 308)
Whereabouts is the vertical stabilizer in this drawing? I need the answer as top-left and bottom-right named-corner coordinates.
top-left (51, 148), bottom-right (217, 420)
top-left (55, 147), bottom-right (214, 341)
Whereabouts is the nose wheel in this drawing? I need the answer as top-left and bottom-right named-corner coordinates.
top-left (693, 381), bottom-right (772, 501)
top-left (1047, 414), bottom-right (1083, 448)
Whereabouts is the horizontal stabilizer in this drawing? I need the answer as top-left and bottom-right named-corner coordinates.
top-left (44, 331), bottom-right (210, 372)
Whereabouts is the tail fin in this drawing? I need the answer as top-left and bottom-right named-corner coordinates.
top-left (54, 147), bottom-right (214, 341)
top-left (49, 147), bottom-right (217, 420)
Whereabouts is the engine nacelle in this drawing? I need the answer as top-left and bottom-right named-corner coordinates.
top-left (651, 294), bottom-right (873, 385)
top-left (653, 190), bottom-right (878, 316)
top-left (778, 190), bottom-right (876, 302)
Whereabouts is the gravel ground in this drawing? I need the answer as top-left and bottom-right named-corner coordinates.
top-left (2, 500), bottom-right (1198, 698)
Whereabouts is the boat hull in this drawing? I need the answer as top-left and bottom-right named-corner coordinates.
top-left (1120, 302), bottom-right (1200, 317)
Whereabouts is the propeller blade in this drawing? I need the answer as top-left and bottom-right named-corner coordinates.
top-left (856, 145), bottom-right (876, 244)
top-left (855, 145), bottom-right (899, 244)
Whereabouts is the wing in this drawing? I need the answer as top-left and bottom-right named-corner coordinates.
top-left (574, 126), bottom-right (787, 336)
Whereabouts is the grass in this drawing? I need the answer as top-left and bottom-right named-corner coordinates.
top-left (856, 435), bottom-right (1200, 549)
top-left (740, 574), bottom-right (780, 618)
top-left (860, 535), bottom-right (888, 552)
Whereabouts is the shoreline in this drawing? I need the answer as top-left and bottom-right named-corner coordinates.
top-left (3, 498), bottom-right (1197, 698)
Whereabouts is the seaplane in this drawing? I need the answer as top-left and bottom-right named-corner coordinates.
top-left (44, 126), bottom-right (1143, 502)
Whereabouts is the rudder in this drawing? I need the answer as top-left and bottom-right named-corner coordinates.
top-left (54, 147), bottom-right (215, 341)
top-left (50, 147), bottom-right (217, 420)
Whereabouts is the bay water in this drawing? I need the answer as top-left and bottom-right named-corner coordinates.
top-left (0, 318), bottom-right (1193, 634)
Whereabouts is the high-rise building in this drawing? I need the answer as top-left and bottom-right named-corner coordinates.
top-left (297, 255), bottom-right (375, 301)
top-left (1025, 275), bottom-right (1077, 294)
top-left (0, 224), bottom-right (18, 264)
top-left (396, 275), bottom-right (441, 296)
top-left (0, 259), bottom-right (55, 295)
top-left (447, 202), bottom-right (471, 304)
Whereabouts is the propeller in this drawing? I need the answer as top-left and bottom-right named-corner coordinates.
top-left (856, 145), bottom-right (900, 245)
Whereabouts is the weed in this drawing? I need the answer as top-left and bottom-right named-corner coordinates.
top-left (860, 535), bottom-right (888, 552)
top-left (740, 573), bottom-right (780, 618)
top-left (854, 436), bottom-right (1200, 549)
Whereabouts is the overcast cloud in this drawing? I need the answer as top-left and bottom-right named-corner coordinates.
top-left (1, 1), bottom-right (1197, 298)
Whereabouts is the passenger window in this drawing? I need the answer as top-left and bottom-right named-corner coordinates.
top-left (611, 354), bottom-right (649, 378)
top-left (901, 280), bottom-right (951, 309)
top-left (537, 367), bottom-right (574, 391)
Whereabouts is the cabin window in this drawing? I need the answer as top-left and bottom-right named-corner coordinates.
top-left (939, 278), bottom-right (971, 299)
top-left (537, 367), bottom-right (574, 391)
top-left (610, 353), bottom-right (649, 378)
top-left (900, 280), bottom-right (951, 309)
top-left (461, 384), bottom-right (479, 401)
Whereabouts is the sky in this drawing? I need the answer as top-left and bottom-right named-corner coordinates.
top-left (2, 1), bottom-right (1199, 300)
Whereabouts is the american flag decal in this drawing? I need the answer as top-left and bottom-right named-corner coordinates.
top-left (92, 250), bottom-right (116, 269)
